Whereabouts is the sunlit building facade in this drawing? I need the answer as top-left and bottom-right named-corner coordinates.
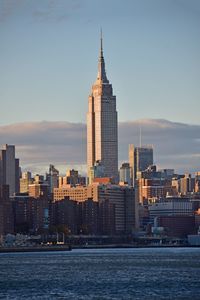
top-left (129, 144), bottom-right (153, 186)
top-left (87, 33), bottom-right (118, 181)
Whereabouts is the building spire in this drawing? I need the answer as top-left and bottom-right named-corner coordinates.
top-left (97, 29), bottom-right (109, 83)
top-left (100, 28), bottom-right (103, 57)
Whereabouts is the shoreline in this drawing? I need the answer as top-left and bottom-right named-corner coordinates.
top-left (0, 244), bottom-right (71, 253)
top-left (1, 243), bottom-right (199, 253)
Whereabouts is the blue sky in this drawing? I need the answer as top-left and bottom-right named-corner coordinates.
top-left (0, 0), bottom-right (200, 174)
top-left (1, 0), bottom-right (200, 125)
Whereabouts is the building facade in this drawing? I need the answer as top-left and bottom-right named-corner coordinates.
top-left (88, 160), bottom-right (105, 184)
top-left (0, 185), bottom-right (14, 235)
top-left (119, 163), bottom-right (131, 185)
top-left (46, 164), bottom-right (59, 195)
top-left (54, 183), bottom-right (137, 235)
top-left (0, 144), bottom-right (20, 196)
top-left (20, 171), bottom-right (33, 194)
top-left (129, 144), bottom-right (153, 186)
top-left (87, 33), bottom-right (118, 181)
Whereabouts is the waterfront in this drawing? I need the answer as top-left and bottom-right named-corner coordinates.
top-left (0, 248), bottom-right (200, 299)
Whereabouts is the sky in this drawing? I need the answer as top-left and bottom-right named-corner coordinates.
top-left (0, 0), bottom-right (200, 174)
top-left (0, 119), bottom-right (199, 175)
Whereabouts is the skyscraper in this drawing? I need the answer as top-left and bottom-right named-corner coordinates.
top-left (87, 33), bottom-right (118, 181)
top-left (0, 144), bottom-right (20, 196)
top-left (129, 144), bottom-right (153, 186)
top-left (119, 163), bottom-right (131, 185)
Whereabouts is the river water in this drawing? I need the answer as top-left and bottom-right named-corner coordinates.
top-left (0, 247), bottom-right (200, 299)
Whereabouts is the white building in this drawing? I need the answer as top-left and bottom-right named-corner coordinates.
top-left (149, 198), bottom-right (193, 218)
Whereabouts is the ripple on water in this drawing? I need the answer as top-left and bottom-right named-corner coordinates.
top-left (0, 248), bottom-right (200, 299)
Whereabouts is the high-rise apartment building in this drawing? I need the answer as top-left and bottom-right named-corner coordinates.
top-left (54, 183), bottom-right (137, 234)
top-left (0, 144), bottom-right (20, 196)
top-left (12, 194), bottom-right (49, 234)
top-left (87, 33), bottom-right (118, 181)
top-left (129, 144), bottom-right (153, 186)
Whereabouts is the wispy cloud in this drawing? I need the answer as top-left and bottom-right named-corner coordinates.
top-left (0, 0), bottom-right (82, 23)
top-left (0, 0), bottom-right (26, 23)
top-left (32, 0), bottom-right (82, 23)
top-left (0, 119), bottom-right (199, 175)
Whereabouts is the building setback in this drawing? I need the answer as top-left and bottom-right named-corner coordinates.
top-left (87, 33), bottom-right (118, 182)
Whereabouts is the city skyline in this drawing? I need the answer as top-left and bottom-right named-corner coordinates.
top-left (0, 0), bottom-right (199, 174)
top-left (0, 119), bottom-right (199, 175)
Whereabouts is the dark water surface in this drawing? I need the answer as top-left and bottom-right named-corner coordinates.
top-left (0, 247), bottom-right (200, 299)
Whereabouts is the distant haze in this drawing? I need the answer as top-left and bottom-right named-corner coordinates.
top-left (0, 119), bottom-right (199, 175)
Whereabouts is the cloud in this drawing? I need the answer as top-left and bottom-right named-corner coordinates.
top-left (0, 0), bottom-right (26, 23)
top-left (0, 121), bottom-right (86, 174)
top-left (0, 0), bottom-right (82, 23)
top-left (0, 119), bottom-right (199, 175)
top-left (32, 0), bottom-right (82, 23)
top-left (119, 119), bottom-right (200, 174)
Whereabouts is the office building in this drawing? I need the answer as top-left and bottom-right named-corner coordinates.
top-left (20, 171), bottom-right (33, 193)
top-left (129, 144), bottom-right (153, 186)
top-left (149, 198), bottom-right (193, 218)
top-left (87, 33), bottom-right (118, 181)
top-left (88, 160), bottom-right (105, 184)
top-left (46, 164), bottom-right (59, 194)
top-left (148, 197), bottom-right (195, 237)
top-left (0, 144), bottom-right (20, 196)
top-left (119, 163), bottom-right (131, 185)
top-left (98, 185), bottom-right (136, 234)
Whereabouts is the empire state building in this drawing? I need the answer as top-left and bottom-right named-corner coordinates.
top-left (87, 34), bottom-right (118, 181)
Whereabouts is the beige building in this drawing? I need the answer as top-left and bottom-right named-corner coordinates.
top-left (87, 33), bottom-right (118, 182)
top-left (59, 169), bottom-right (86, 188)
top-left (20, 172), bottom-right (33, 193)
top-left (54, 184), bottom-right (99, 202)
top-left (54, 183), bottom-right (137, 234)
top-left (29, 183), bottom-right (48, 199)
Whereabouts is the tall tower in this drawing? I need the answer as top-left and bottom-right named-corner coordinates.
top-left (87, 32), bottom-right (118, 181)
top-left (129, 144), bottom-right (153, 186)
